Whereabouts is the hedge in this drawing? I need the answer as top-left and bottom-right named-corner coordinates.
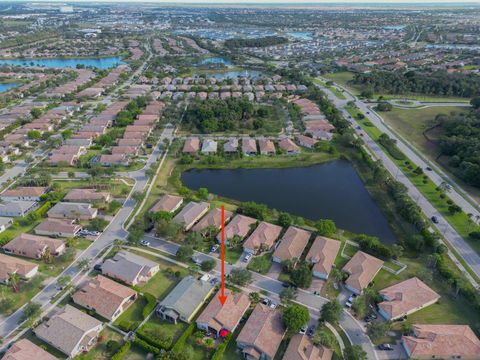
top-left (111, 341), bottom-right (131, 360)
top-left (133, 337), bottom-right (161, 355)
top-left (136, 327), bottom-right (173, 350)
top-left (142, 292), bottom-right (156, 319)
top-left (171, 322), bottom-right (196, 353)
top-left (211, 333), bottom-right (233, 360)
top-left (117, 320), bottom-right (140, 332)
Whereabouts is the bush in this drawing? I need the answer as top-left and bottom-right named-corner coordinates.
top-left (117, 320), bottom-right (139, 332)
top-left (111, 341), bottom-right (131, 360)
top-left (211, 334), bottom-right (233, 360)
top-left (172, 322), bottom-right (196, 353)
top-left (142, 293), bottom-right (156, 319)
top-left (469, 231), bottom-right (480, 240)
top-left (133, 337), bottom-right (161, 355)
top-left (137, 326), bottom-right (173, 350)
top-left (106, 340), bottom-right (120, 353)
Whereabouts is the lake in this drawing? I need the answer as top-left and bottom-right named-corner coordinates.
top-left (287, 32), bottom-right (313, 40)
top-left (0, 56), bottom-right (124, 69)
top-left (0, 83), bottom-right (19, 93)
top-left (193, 70), bottom-right (264, 80)
top-left (181, 161), bottom-right (397, 244)
top-left (199, 57), bottom-right (233, 66)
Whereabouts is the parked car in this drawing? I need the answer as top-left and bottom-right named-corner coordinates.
top-left (140, 240), bottom-right (150, 246)
top-left (299, 325), bottom-right (308, 335)
top-left (426, 166), bottom-right (432, 171)
top-left (345, 300), bottom-right (352, 308)
top-left (210, 244), bottom-right (219, 253)
top-left (431, 216), bottom-right (439, 224)
top-left (307, 325), bottom-right (316, 337)
top-left (93, 264), bottom-right (102, 272)
top-left (378, 344), bottom-right (394, 351)
top-left (243, 253), bottom-right (252, 263)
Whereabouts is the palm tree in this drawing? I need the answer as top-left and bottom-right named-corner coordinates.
top-left (9, 272), bottom-right (21, 293)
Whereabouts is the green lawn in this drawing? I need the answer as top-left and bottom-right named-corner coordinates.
top-left (140, 316), bottom-right (187, 344)
top-left (311, 77), bottom-right (347, 99)
top-left (247, 253), bottom-right (272, 274)
top-left (225, 246), bottom-right (243, 264)
top-left (76, 327), bottom-right (124, 360)
top-left (113, 295), bottom-right (147, 327)
top-left (140, 265), bottom-right (188, 300)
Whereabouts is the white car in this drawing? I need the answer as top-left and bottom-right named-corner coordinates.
top-left (299, 325), bottom-right (308, 335)
top-left (210, 244), bottom-right (219, 253)
top-left (243, 253), bottom-right (252, 262)
top-left (345, 301), bottom-right (352, 308)
top-left (140, 240), bottom-right (150, 246)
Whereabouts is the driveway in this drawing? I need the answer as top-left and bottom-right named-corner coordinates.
top-left (377, 341), bottom-right (407, 360)
top-left (266, 262), bottom-right (282, 279)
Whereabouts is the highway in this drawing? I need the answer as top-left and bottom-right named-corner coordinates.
top-left (316, 81), bottom-right (480, 282)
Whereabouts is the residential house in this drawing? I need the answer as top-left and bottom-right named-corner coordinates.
top-left (3, 233), bottom-right (65, 259)
top-left (243, 221), bottom-right (283, 254)
top-left (0, 253), bottom-right (38, 284)
top-left (0, 187), bottom-right (47, 202)
top-left (64, 189), bottom-right (112, 203)
top-left (196, 289), bottom-right (250, 336)
top-left (272, 226), bottom-right (311, 264)
top-left (151, 194), bottom-right (184, 213)
top-left (258, 139), bottom-right (275, 155)
top-left (47, 202), bottom-right (98, 220)
top-left (236, 303), bottom-right (286, 360)
top-left (378, 277), bottom-right (440, 320)
top-left (223, 138), bottom-right (238, 154)
top-left (218, 214), bottom-right (257, 244)
top-left (342, 251), bottom-right (384, 294)
top-left (182, 137), bottom-right (200, 154)
top-left (99, 154), bottom-right (129, 166)
top-left (278, 138), bottom-right (300, 155)
top-left (0, 217), bottom-right (13, 233)
top-left (282, 334), bottom-right (333, 360)
top-left (0, 201), bottom-right (38, 217)
top-left (201, 139), bottom-right (218, 154)
top-left (172, 201), bottom-right (210, 231)
top-left (306, 236), bottom-right (341, 279)
top-left (2, 339), bottom-right (57, 360)
top-left (72, 275), bottom-right (137, 321)
top-left (296, 135), bottom-right (318, 149)
top-left (192, 207), bottom-right (233, 233)
top-left (34, 305), bottom-right (103, 358)
top-left (102, 250), bottom-right (159, 286)
top-left (157, 275), bottom-right (214, 324)
top-left (402, 324), bottom-right (480, 360)
top-left (118, 138), bottom-right (143, 147)
top-left (35, 218), bottom-right (82, 238)
top-left (242, 137), bottom-right (257, 155)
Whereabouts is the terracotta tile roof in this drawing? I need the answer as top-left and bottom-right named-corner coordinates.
top-left (34, 304), bottom-right (102, 357)
top-left (237, 303), bottom-right (286, 360)
top-left (241, 137), bottom-right (257, 153)
top-left (258, 139), bottom-right (275, 154)
top-left (273, 226), bottom-right (311, 262)
top-left (306, 236), bottom-right (341, 277)
top-left (282, 334), bottom-right (333, 360)
top-left (64, 188), bottom-right (111, 202)
top-left (35, 218), bottom-right (81, 235)
top-left (1, 186), bottom-right (47, 198)
top-left (172, 201), bottom-right (209, 230)
top-left (3, 233), bottom-right (64, 259)
top-left (278, 138), bottom-right (300, 152)
top-left (402, 324), bottom-right (480, 359)
top-left (296, 135), bottom-right (318, 148)
top-left (192, 208), bottom-right (232, 232)
top-left (2, 339), bottom-right (57, 360)
top-left (182, 137), bottom-right (200, 153)
top-left (243, 221), bottom-right (282, 252)
top-left (342, 251), bottom-right (384, 292)
top-left (151, 194), bottom-right (183, 213)
top-left (379, 277), bottom-right (440, 320)
top-left (0, 253), bottom-right (38, 282)
top-left (218, 214), bottom-right (257, 241)
top-left (72, 275), bottom-right (137, 320)
top-left (196, 289), bottom-right (250, 333)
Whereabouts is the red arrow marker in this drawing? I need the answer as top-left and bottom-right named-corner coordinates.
top-left (219, 205), bottom-right (227, 305)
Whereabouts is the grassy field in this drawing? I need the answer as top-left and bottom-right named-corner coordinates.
top-left (347, 105), bottom-right (480, 262)
top-left (311, 77), bottom-right (347, 99)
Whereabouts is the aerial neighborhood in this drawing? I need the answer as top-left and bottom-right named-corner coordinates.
top-left (0, 2), bottom-right (480, 360)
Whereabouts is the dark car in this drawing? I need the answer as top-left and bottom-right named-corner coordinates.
top-left (426, 166), bottom-right (432, 171)
top-left (307, 325), bottom-right (316, 337)
top-left (431, 216), bottom-right (439, 224)
top-left (93, 264), bottom-right (102, 271)
top-left (378, 344), bottom-right (394, 351)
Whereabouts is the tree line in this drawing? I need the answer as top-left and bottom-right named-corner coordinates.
top-left (351, 70), bottom-right (480, 98)
top-left (224, 36), bottom-right (288, 48)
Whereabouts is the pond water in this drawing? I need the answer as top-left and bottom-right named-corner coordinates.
top-left (181, 161), bottom-right (397, 244)
top-left (199, 57), bottom-right (233, 66)
top-left (287, 32), bottom-right (313, 40)
top-left (0, 83), bottom-right (19, 93)
top-left (193, 70), bottom-right (264, 80)
top-left (0, 56), bottom-right (124, 69)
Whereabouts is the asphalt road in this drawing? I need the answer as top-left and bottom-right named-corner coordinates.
top-left (144, 234), bottom-right (379, 360)
top-left (317, 83), bottom-right (480, 281)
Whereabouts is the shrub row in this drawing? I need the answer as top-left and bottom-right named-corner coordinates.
top-left (111, 341), bottom-right (131, 360)
top-left (211, 333), bottom-right (233, 360)
top-left (133, 337), bottom-right (161, 356)
top-left (142, 292), bottom-right (156, 319)
top-left (171, 322), bottom-right (196, 353)
top-left (136, 327), bottom-right (173, 350)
